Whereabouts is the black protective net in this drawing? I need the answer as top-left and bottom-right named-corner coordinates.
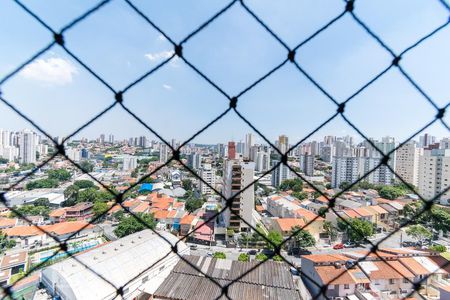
top-left (0, 0), bottom-right (449, 299)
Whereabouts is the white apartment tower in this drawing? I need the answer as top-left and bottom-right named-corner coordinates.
top-left (331, 157), bottom-right (363, 188)
top-left (19, 129), bottom-right (37, 164)
top-left (395, 142), bottom-right (421, 187)
top-left (159, 143), bottom-right (169, 163)
top-left (244, 133), bottom-right (255, 159)
top-left (271, 160), bottom-right (292, 187)
top-left (123, 155), bottom-right (138, 171)
top-left (418, 149), bottom-right (450, 204)
top-left (199, 163), bottom-right (216, 195)
top-left (223, 160), bottom-right (255, 232)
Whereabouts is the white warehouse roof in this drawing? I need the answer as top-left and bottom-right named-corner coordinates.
top-left (42, 230), bottom-right (189, 300)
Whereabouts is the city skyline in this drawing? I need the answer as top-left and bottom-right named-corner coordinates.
top-left (1, 1), bottom-right (449, 144)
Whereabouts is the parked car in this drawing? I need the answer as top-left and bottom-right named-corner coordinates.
top-left (189, 244), bottom-right (198, 250)
top-left (207, 252), bottom-right (213, 257)
top-left (333, 243), bottom-right (344, 250)
top-left (247, 249), bottom-right (257, 255)
top-left (344, 242), bottom-right (356, 248)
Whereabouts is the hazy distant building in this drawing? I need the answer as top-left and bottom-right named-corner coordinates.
top-left (271, 160), bottom-right (292, 187)
top-left (419, 133), bottom-right (436, 148)
top-left (228, 141), bottom-right (236, 159)
top-left (300, 154), bottom-right (315, 176)
top-left (108, 134), bottom-right (114, 144)
top-left (278, 135), bottom-right (289, 154)
top-left (159, 144), bottom-right (169, 163)
top-left (123, 155), bottom-right (138, 171)
top-left (320, 145), bottom-right (334, 163)
top-left (19, 129), bottom-right (36, 164)
top-left (187, 153), bottom-right (202, 170)
top-left (244, 133), bottom-right (255, 159)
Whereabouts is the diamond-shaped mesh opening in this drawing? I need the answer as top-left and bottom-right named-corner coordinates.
top-left (0, 0), bottom-right (449, 299)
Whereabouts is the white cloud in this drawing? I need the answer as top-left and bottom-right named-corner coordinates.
top-left (158, 34), bottom-right (166, 41)
top-left (144, 50), bottom-right (174, 62)
top-left (162, 84), bottom-right (172, 90)
top-left (20, 57), bottom-right (78, 85)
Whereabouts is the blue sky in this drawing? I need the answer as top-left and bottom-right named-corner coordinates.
top-left (0, 0), bottom-right (449, 145)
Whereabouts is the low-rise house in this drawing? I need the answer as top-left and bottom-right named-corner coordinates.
top-left (64, 202), bottom-right (93, 221)
top-left (353, 207), bottom-right (374, 223)
top-left (3, 221), bottom-right (96, 247)
top-left (0, 218), bottom-right (18, 229)
top-left (301, 254), bottom-right (370, 299)
top-left (179, 214), bottom-right (197, 236)
top-left (0, 251), bottom-right (29, 275)
top-left (366, 205), bottom-right (388, 226)
top-left (48, 208), bottom-right (67, 223)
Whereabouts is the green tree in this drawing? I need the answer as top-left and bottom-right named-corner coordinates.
top-left (318, 207), bottom-right (328, 217)
top-left (26, 178), bottom-right (59, 190)
top-left (93, 201), bottom-right (109, 218)
top-left (114, 213), bottom-right (156, 238)
top-left (378, 186), bottom-right (406, 200)
top-left (272, 255), bottom-right (283, 262)
top-left (182, 179), bottom-right (193, 191)
top-left (255, 253), bottom-right (267, 261)
top-left (185, 197), bottom-right (205, 213)
top-left (33, 197), bottom-right (50, 207)
top-left (213, 252), bottom-right (226, 259)
top-left (291, 226), bottom-right (316, 248)
top-left (80, 160), bottom-right (94, 173)
top-left (406, 224), bottom-right (432, 242)
top-left (78, 188), bottom-right (102, 203)
top-left (292, 191), bottom-right (308, 200)
top-left (63, 185), bottom-right (80, 207)
top-left (0, 232), bottom-right (16, 253)
top-left (13, 205), bottom-right (50, 217)
top-left (238, 253), bottom-right (249, 262)
top-left (338, 218), bottom-right (373, 243)
top-left (266, 230), bottom-right (283, 250)
top-left (47, 169), bottom-right (71, 181)
top-left (279, 178), bottom-right (303, 192)
top-left (323, 221), bottom-right (338, 242)
top-left (339, 181), bottom-right (351, 190)
top-left (429, 244), bottom-right (447, 252)
top-left (74, 180), bottom-right (97, 189)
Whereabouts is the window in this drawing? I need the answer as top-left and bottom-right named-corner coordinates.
top-left (403, 278), bottom-right (409, 283)
top-left (142, 275), bottom-right (148, 283)
top-left (344, 284), bottom-right (350, 289)
top-left (389, 279), bottom-right (395, 284)
top-left (159, 265), bottom-right (165, 272)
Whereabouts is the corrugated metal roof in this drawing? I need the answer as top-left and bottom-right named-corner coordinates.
top-left (155, 255), bottom-right (301, 300)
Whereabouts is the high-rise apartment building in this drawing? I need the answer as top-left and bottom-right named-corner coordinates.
top-left (331, 157), bottom-right (363, 188)
top-left (271, 160), bottom-right (292, 187)
top-left (244, 133), bottom-right (255, 159)
top-left (187, 153), bottom-right (202, 170)
top-left (199, 163), bottom-right (216, 195)
top-left (255, 148), bottom-right (270, 172)
top-left (418, 149), bottom-right (450, 204)
top-left (300, 154), bottom-right (315, 176)
top-left (419, 133), bottom-right (436, 148)
top-left (19, 129), bottom-right (36, 164)
top-left (123, 155), bottom-right (138, 171)
top-left (108, 134), bottom-right (114, 144)
top-left (395, 142), bottom-right (421, 187)
top-left (159, 143), bottom-right (169, 163)
top-left (278, 135), bottom-right (289, 154)
top-left (228, 141), bottom-right (236, 159)
top-left (223, 160), bottom-right (255, 232)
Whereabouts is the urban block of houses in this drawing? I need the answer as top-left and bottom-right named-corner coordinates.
top-left (301, 248), bottom-right (450, 300)
top-left (2, 221), bottom-right (96, 247)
